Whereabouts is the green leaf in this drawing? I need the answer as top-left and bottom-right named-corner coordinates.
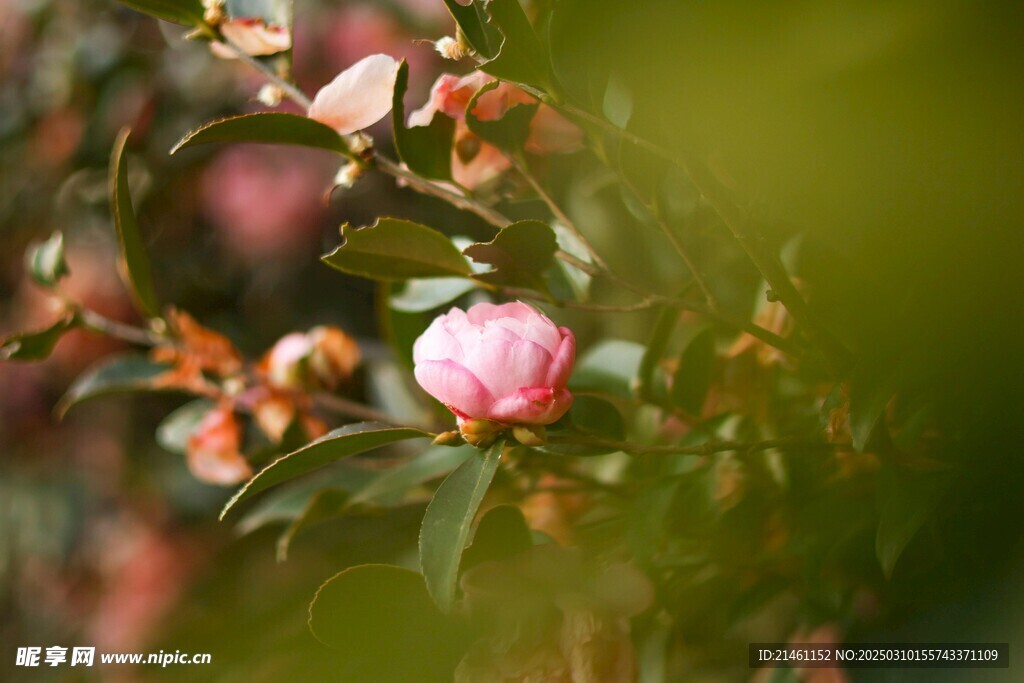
top-left (110, 128), bottom-right (160, 319)
top-left (465, 81), bottom-right (538, 152)
top-left (569, 339), bottom-right (646, 400)
top-left (419, 438), bottom-right (504, 613)
top-left (442, 0), bottom-right (501, 60)
top-left (460, 504), bottom-right (532, 574)
top-left (322, 217), bottom-right (472, 281)
top-left (876, 463), bottom-right (950, 578)
top-left (171, 113), bottom-right (350, 157)
top-left (479, 0), bottom-right (553, 90)
top-left (57, 354), bottom-right (174, 417)
top-left (671, 327), bottom-right (715, 415)
top-left (276, 489), bottom-right (349, 561)
top-left (156, 399), bottom-right (215, 455)
top-left (543, 395), bottom-right (626, 456)
top-left (350, 444), bottom-right (475, 506)
top-left (220, 422), bottom-right (430, 517)
top-left (637, 306), bottom-right (678, 405)
top-left (25, 231), bottom-right (69, 288)
top-left (1, 313), bottom-right (78, 362)
top-left (389, 278), bottom-right (477, 313)
top-left (113, 0), bottom-right (204, 25)
top-left (602, 71), bottom-right (633, 129)
top-left (309, 564), bottom-right (469, 682)
top-left (392, 61), bottom-right (455, 181)
top-left (226, 0), bottom-right (289, 25)
top-left (463, 220), bottom-right (557, 294)
top-left (850, 373), bottom-right (895, 452)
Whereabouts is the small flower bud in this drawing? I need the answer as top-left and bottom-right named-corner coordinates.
top-left (333, 161), bottom-right (364, 189)
top-left (256, 84), bottom-right (284, 107)
top-left (459, 418), bottom-right (505, 448)
top-left (512, 424), bottom-right (547, 447)
top-left (434, 36), bottom-right (466, 61)
top-left (202, 0), bottom-right (225, 25)
top-left (431, 430), bottom-right (463, 447)
top-left (347, 132), bottom-right (373, 155)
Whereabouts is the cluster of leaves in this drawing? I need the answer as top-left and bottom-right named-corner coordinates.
top-left (6, 0), bottom-right (1021, 680)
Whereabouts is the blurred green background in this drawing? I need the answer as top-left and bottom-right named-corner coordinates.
top-left (2, 0), bottom-right (1023, 681)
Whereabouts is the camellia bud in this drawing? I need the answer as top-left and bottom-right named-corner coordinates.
top-left (512, 424), bottom-right (547, 447)
top-left (333, 161), bottom-right (364, 190)
top-left (202, 0), bottom-right (225, 25)
top-left (433, 36), bottom-right (466, 61)
top-left (257, 84), bottom-right (284, 107)
top-left (431, 430), bottom-right (463, 447)
top-left (458, 418), bottom-right (506, 448)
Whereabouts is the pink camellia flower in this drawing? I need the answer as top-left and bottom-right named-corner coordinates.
top-left (210, 18), bottom-right (291, 59)
top-left (408, 71), bottom-right (584, 188)
top-left (413, 302), bottom-right (575, 427)
top-left (308, 54), bottom-right (400, 135)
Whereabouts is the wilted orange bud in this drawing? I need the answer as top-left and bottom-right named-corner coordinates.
top-left (308, 325), bottom-right (360, 390)
top-left (260, 326), bottom-right (359, 391)
top-left (156, 309), bottom-right (244, 379)
top-left (252, 391), bottom-right (297, 443)
top-left (186, 406), bottom-right (252, 485)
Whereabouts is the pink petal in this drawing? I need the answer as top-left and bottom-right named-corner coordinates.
top-left (308, 54), bottom-right (400, 135)
top-left (466, 301), bottom-right (539, 325)
top-left (451, 137), bottom-right (511, 190)
top-left (413, 316), bottom-right (464, 364)
top-left (407, 73), bottom-right (461, 127)
top-left (544, 328), bottom-right (576, 387)
top-left (464, 338), bottom-right (552, 399)
top-left (414, 359), bottom-right (495, 418)
top-left (487, 387), bottom-right (573, 425)
top-left (215, 19), bottom-right (291, 58)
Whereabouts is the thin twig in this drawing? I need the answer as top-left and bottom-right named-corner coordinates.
top-left (546, 434), bottom-right (848, 457)
top-left (76, 307), bottom-right (165, 347)
top-left (215, 38), bottom-right (312, 110)
top-left (374, 156), bottom-right (512, 229)
top-left (313, 392), bottom-right (434, 432)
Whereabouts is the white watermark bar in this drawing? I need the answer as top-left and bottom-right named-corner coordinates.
top-left (15, 647), bottom-right (211, 668)
top-left (750, 643), bottom-right (1009, 668)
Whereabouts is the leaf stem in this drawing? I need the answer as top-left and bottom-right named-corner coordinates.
top-left (546, 434), bottom-right (848, 457)
top-left (76, 307), bottom-right (165, 347)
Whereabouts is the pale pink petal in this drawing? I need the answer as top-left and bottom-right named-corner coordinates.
top-left (308, 54), bottom-right (400, 135)
top-left (451, 138), bottom-right (512, 189)
top-left (408, 73), bottom-right (461, 127)
top-left (413, 316), bottom-right (464, 364)
top-left (487, 387), bottom-right (573, 425)
top-left (466, 301), bottom-right (538, 325)
top-left (544, 328), bottom-right (576, 387)
top-left (215, 19), bottom-right (291, 58)
top-left (414, 359), bottom-right (495, 417)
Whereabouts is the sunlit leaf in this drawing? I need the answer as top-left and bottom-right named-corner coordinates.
top-left (465, 81), bottom-right (537, 152)
top-left (389, 278), bottom-right (477, 313)
top-left (156, 399), bottom-right (215, 455)
top-left (57, 354), bottom-right (175, 417)
top-left (171, 113), bottom-right (351, 157)
top-left (442, 0), bottom-right (501, 60)
top-left (322, 217), bottom-right (472, 281)
top-left (25, 231), bottom-right (69, 288)
top-left (221, 422), bottom-right (430, 517)
top-left (419, 438), bottom-right (504, 613)
top-left (479, 0), bottom-right (553, 90)
top-left (110, 128), bottom-right (161, 319)
top-left (309, 564), bottom-right (469, 682)
top-left (569, 339), bottom-right (646, 400)
top-left (0, 313), bottom-right (78, 362)
top-left (392, 61), bottom-right (455, 181)
top-left (463, 220), bottom-right (557, 294)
